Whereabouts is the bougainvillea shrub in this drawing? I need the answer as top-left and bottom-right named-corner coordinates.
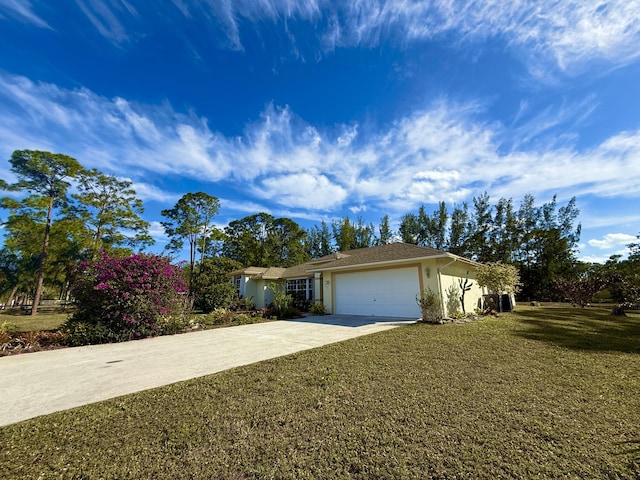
top-left (64, 253), bottom-right (188, 345)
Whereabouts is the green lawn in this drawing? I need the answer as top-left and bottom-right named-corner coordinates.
top-left (1, 306), bottom-right (639, 479)
top-left (0, 311), bottom-right (69, 332)
top-left (0, 310), bottom-right (277, 334)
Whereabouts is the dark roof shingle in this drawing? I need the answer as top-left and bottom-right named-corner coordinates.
top-left (307, 243), bottom-right (450, 271)
top-left (231, 243), bottom-right (477, 279)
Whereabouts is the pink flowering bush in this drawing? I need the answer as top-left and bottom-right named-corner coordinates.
top-left (64, 253), bottom-right (188, 345)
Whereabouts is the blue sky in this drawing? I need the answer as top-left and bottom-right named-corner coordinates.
top-left (1, 0), bottom-right (639, 262)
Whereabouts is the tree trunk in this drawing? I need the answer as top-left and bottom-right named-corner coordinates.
top-left (92, 225), bottom-right (103, 258)
top-left (31, 259), bottom-right (46, 316)
top-left (31, 197), bottom-right (54, 316)
top-left (3, 284), bottom-right (19, 310)
top-left (200, 220), bottom-right (208, 267)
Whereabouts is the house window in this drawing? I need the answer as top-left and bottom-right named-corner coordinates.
top-left (286, 278), bottom-right (313, 303)
top-left (232, 275), bottom-right (241, 294)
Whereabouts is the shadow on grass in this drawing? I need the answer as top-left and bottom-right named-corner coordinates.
top-left (614, 439), bottom-right (640, 462)
top-left (514, 307), bottom-right (640, 353)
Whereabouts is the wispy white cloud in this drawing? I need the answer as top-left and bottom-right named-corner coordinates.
top-left (258, 173), bottom-right (348, 210)
top-left (588, 233), bottom-right (637, 249)
top-left (21, 1), bottom-right (640, 75)
top-left (316, 0), bottom-right (640, 74)
top-left (2, 72), bottom-right (640, 218)
top-left (219, 198), bottom-right (271, 216)
top-left (349, 205), bottom-right (367, 214)
top-left (147, 221), bottom-right (168, 243)
top-left (75, 0), bottom-right (138, 43)
top-left (0, 73), bottom-right (233, 181)
top-left (507, 95), bottom-right (598, 149)
top-left (274, 0), bottom-right (640, 74)
top-left (129, 182), bottom-right (180, 204)
top-left (577, 253), bottom-right (618, 264)
top-left (0, 0), bottom-right (50, 28)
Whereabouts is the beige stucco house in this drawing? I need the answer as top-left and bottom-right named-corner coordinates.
top-left (230, 242), bottom-right (486, 319)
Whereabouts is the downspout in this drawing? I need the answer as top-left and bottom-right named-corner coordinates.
top-left (436, 257), bottom-right (458, 318)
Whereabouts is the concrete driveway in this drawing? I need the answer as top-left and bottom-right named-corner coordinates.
top-left (0, 315), bottom-right (415, 427)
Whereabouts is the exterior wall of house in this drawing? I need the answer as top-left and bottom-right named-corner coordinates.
top-left (322, 273), bottom-right (334, 314)
top-left (418, 260), bottom-right (441, 296)
top-left (437, 261), bottom-right (484, 317)
top-left (316, 258), bottom-right (484, 316)
top-left (321, 261), bottom-right (438, 316)
top-left (243, 276), bottom-right (258, 305)
top-left (240, 253), bottom-right (483, 317)
top-left (239, 278), bottom-right (273, 309)
top-left (249, 280), bottom-right (275, 309)
top-left (260, 282), bottom-right (274, 308)
top-left (314, 273), bottom-right (323, 306)
top-left (242, 278), bottom-right (303, 309)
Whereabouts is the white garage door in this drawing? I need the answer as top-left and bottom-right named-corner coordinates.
top-left (333, 266), bottom-right (422, 318)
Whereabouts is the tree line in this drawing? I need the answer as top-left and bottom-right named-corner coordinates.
top-left (1, 151), bottom-right (152, 314)
top-left (1, 149), bottom-right (637, 314)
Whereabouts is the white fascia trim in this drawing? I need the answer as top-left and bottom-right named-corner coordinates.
top-left (308, 254), bottom-right (456, 273)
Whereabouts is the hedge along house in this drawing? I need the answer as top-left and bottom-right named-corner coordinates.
top-left (230, 243), bottom-right (486, 319)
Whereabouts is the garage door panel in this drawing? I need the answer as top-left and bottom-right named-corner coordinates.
top-left (333, 267), bottom-right (421, 318)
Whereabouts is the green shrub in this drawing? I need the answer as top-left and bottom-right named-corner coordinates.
top-left (417, 288), bottom-right (444, 324)
top-left (0, 321), bottom-right (19, 335)
top-left (232, 313), bottom-right (261, 325)
top-left (63, 321), bottom-right (115, 347)
top-left (190, 257), bottom-right (244, 312)
top-left (156, 314), bottom-right (191, 335)
top-left (193, 282), bottom-right (238, 313)
top-left (192, 308), bottom-right (266, 329)
top-left (309, 303), bottom-right (326, 315)
top-left (229, 296), bottom-right (255, 311)
top-left (199, 308), bottom-right (235, 326)
top-left (267, 282), bottom-right (297, 319)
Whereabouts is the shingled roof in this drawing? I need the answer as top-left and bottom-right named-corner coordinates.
top-left (307, 242), bottom-right (470, 271)
top-left (229, 266), bottom-right (269, 277)
top-left (231, 243), bottom-right (479, 280)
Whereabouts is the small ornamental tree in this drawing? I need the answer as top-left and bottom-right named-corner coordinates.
top-left (475, 262), bottom-right (521, 312)
top-left (458, 277), bottom-right (474, 314)
top-left (64, 253), bottom-right (187, 345)
top-left (554, 274), bottom-right (605, 308)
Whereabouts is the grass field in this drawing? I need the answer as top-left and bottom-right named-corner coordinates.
top-left (1, 305), bottom-right (639, 479)
top-left (0, 311), bottom-right (70, 333)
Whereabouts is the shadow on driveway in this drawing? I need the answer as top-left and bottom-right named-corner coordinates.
top-left (287, 314), bottom-right (417, 328)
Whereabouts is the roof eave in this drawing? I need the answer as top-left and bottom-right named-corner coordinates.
top-left (440, 253), bottom-right (483, 268)
top-left (308, 253), bottom-right (461, 272)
